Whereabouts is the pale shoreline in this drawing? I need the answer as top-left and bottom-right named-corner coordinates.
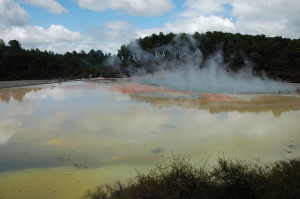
top-left (0, 79), bottom-right (62, 89)
top-left (0, 77), bottom-right (134, 89)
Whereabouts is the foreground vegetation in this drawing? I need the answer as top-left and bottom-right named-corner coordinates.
top-left (82, 154), bottom-right (300, 199)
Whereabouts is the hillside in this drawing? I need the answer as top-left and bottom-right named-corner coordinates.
top-left (0, 31), bottom-right (299, 82)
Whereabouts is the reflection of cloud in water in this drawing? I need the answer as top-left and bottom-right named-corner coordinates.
top-left (0, 85), bottom-right (77, 103)
top-left (0, 82), bottom-right (299, 185)
top-left (77, 105), bottom-right (172, 138)
top-left (25, 87), bottom-right (79, 101)
top-left (0, 100), bottom-right (35, 144)
top-left (0, 119), bottom-right (21, 144)
top-left (0, 82), bottom-right (106, 145)
top-left (0, 81), bottom-right (299, 199)
top-left (85, 105), bottom-right (294, 139)
top-left (74, 101), bottom-right (299, 166)
top-left (0, 83), bottom-right (80, 145)
top-left (105, 92), bottom-right (132, 102)
top-left (39, 110), bottom-right (71, 126)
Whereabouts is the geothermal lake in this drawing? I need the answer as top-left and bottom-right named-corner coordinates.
top-left (0, 79), bottom-right (300, 199)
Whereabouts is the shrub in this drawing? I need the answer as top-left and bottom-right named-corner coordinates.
top-left (82, 154), bottom-right (300, 199)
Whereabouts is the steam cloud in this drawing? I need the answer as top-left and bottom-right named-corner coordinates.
top-left (129, 34), bottom-right (296, 94)
top-left (139, 51), bottom-right (295, 94)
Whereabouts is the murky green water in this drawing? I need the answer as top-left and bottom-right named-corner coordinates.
top-left (0, 80), bottom-right (300, 199)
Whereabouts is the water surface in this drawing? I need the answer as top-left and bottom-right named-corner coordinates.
top-left (0, 80), bottom-right (299, 199)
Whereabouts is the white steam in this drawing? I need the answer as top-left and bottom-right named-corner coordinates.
top-left (133, 35), bottom-right (296, 94)
top-left (140, 52), bottom-right (295, 94)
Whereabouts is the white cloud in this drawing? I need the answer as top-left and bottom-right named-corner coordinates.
top-left (20, 0), bottom-right (68, 14)
top-left (0, 20), bottom-right (122, 54)
top-left (74, 0), bottom-right (174, 16)
top-left (231, 0), bottom-right (300, 37)
top-left (81, 21), bottom-right (140, 54)
top-left (162, 0), bottom-right (300, 39)
top-left (166, 15), bottom-right (236, 33)
top-left (105, 21), bottom-right (132, 33)
top-left (86, 20), bottom-right (138, 43)
top-left (2, 24), bottom-right (83, 44)
top-left (236, 19), bottom-right (288, 37)
top-left (35, 42), bottom-right (85, 54)
top-left (93, 44), bottom-right (120, 55)
top-left (102, 21), bottom-right (138, 43)
top-left (120, 0), bottom-right (299, 58)
top-left (179, 0), bottom-right (226, 18)
top-left (1, 0), bottom-right (300, 55)
top-left (0, 24), bottom-right (87, 53)
top-left (34, 43), bottom-right (120, 55)
top-left (231, 0), bottom-right (300, 22)
top-left (136, 15), bottom-right (237, 38)
top-left (0, 0), bottom-right (29, 26)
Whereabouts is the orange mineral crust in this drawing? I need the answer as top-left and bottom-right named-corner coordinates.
top-left (108, 83), bottom-right (176, 93)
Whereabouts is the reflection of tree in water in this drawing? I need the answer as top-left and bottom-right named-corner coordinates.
top-left (0, 88), bottom-right (44, 102)
top-left (130, 93), bottom-right (300, 117)
top-left (0, 93), bottom-right (10, 103)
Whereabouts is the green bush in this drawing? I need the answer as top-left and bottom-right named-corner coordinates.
top-left (82, 154), bottom-right (300, 199)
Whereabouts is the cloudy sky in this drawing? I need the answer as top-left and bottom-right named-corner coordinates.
top-left (0, 0), bottom-right (299, 54)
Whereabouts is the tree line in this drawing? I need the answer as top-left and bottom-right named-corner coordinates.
top-left (118, 31), bottom-right (300, 82)
top-left (0, 39), bottom-right (121, 80)
top-left (1, 31), bottom-right (299, 82)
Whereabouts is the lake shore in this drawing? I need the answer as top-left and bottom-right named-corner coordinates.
top-left (0, 77), bottom-right (134, 89)
top-left (0, 79), bottom-right (62, 89)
